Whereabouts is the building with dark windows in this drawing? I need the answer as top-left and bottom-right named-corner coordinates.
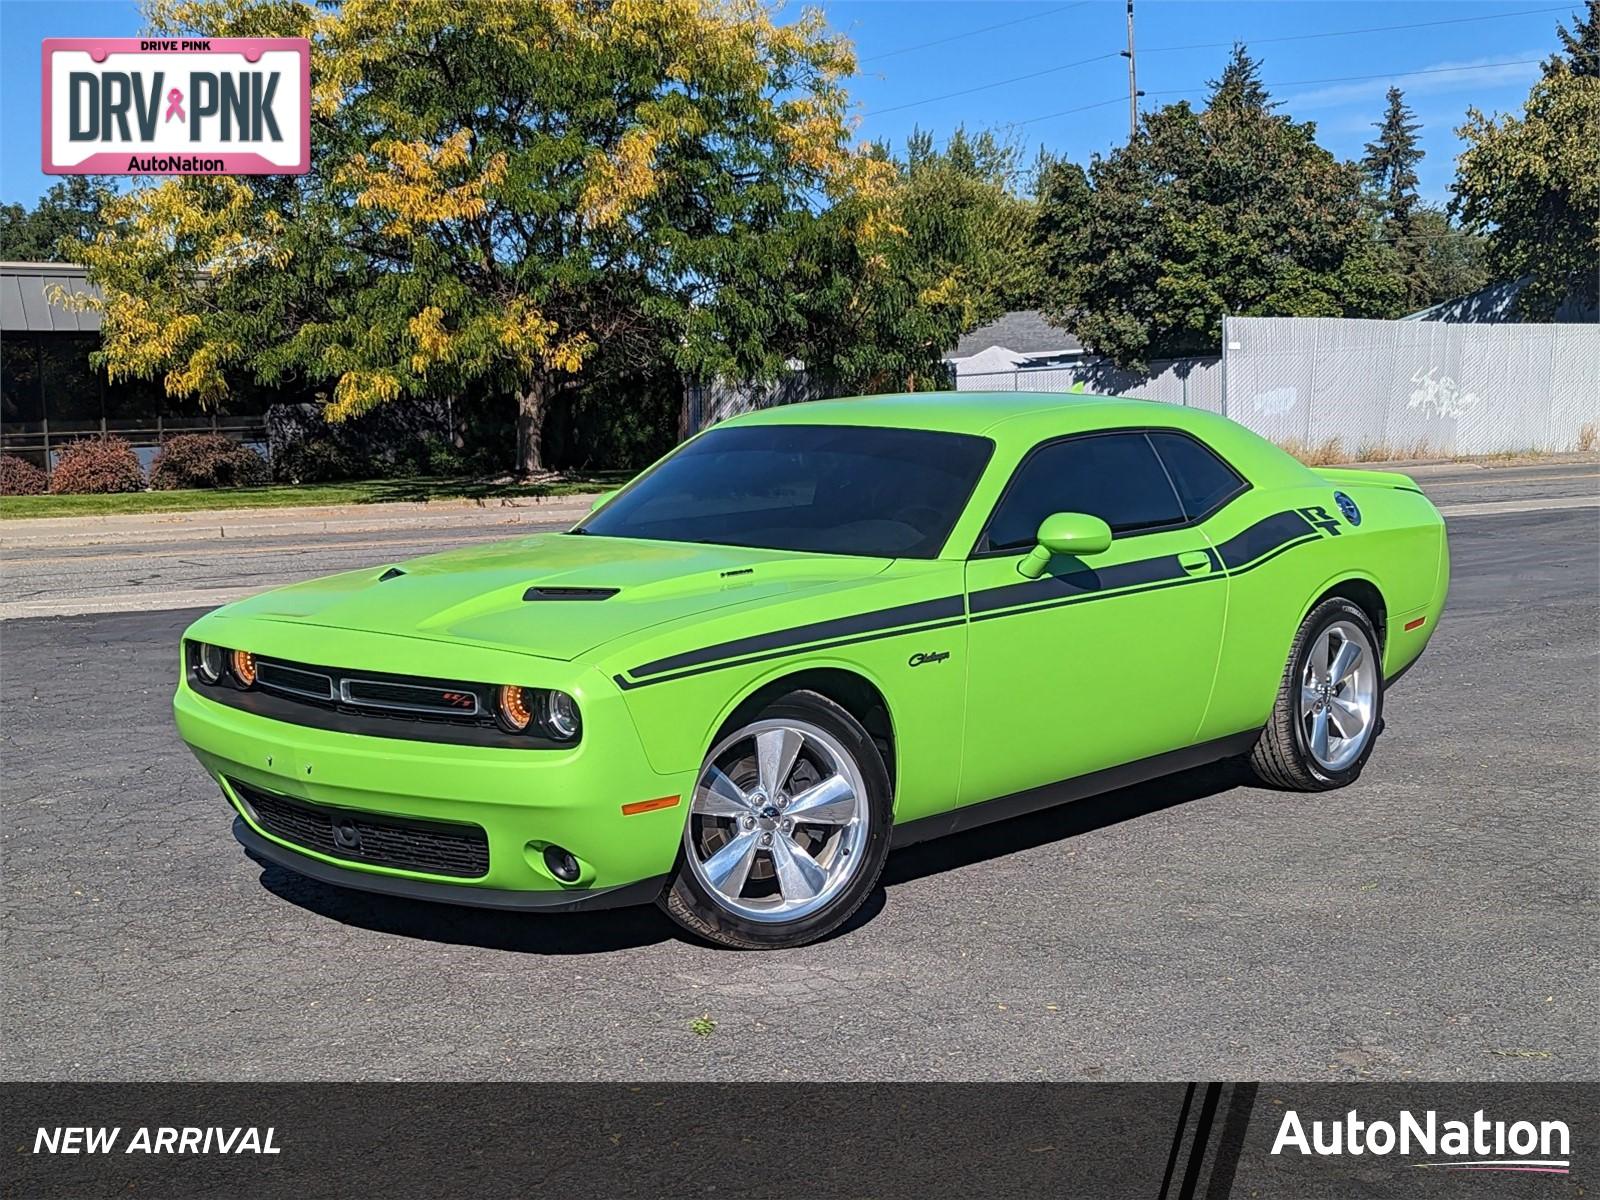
top-left (1, 261), bottom-right (270, 472)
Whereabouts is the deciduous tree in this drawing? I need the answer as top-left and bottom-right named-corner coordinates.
top-left (1401, 206), bottom-right (1489, 310)
top-left (1452, 50), bottom-right (1600, 319)
top-left (0, 177), bottom-right (113, 261)
top-left (66, 0), bottom-right (901, 475)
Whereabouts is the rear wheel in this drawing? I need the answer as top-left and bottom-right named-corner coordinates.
top-left (661, 691), bottom-right (891, 949)
top-left (1250, 597), bottom-right (1384, 791)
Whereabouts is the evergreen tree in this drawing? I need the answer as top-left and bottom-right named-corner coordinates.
top-left (1035, 48), bottom-right (1401, 369)
top-left (1362, 88), bottom-right (1424, 228)
top-left (1547, 0), bottom-right (1600, 77)
top-left (1207, 43), bottom-right (1275, 113)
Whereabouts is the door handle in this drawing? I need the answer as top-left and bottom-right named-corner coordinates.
top-left (1178, 549), bottom-right (1218, 575)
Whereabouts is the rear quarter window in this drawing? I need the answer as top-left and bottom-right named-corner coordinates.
top-left (1146, 431), bottom-right (1248, 521)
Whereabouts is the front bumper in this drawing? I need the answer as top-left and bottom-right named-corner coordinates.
top-left (234, 818), bottom-right (667, 911)
top-left (175, 674), bottom-right (693, 903)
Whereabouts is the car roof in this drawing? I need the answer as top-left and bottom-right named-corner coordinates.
top-left (727, 391), bottom-right (1225, 437)
top-left (721, 391), bottom-right (1307, 486)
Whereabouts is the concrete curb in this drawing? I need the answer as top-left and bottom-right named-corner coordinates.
top-left (0, 494), bottom-right (600, 550)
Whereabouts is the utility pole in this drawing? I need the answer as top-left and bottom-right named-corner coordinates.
top-left (1121, 0), bottom-right (1142, 143)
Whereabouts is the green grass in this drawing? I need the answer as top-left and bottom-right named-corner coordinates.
top-left (0, 473), bottom-right (629, 520)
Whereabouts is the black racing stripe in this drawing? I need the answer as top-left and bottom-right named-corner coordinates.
top-left (969, 571), bottom-right (1208, 623)
top-left (1214, 510), bottom-right (1314, 569)
top-left (969, 553), bottom-right (1185, 615)
top-left (620, 510), bottom-right (1323, 689)
top-left (1222, 533), bottom-right (1323, 577)
top-left (615, 617), bottom-right (969, 690)
top-left (628, 594), bottom-right (965, 679)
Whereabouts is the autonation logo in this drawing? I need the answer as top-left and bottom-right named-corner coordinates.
top-left (1272, 1108), bottom-right (1571, 1175)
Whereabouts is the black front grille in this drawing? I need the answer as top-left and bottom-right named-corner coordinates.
top-left (231, 780), bottom-right (490, 879)
top-left (256, 660), bottom-right (335, 700)
top-left (185, 643), bottom-right (567, 750)
top-left (340, 677), bottom-right (483, 717)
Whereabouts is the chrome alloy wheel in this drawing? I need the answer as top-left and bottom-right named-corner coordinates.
top-left (685, 718), bottom-right (871, 923)
top-left (1300, 619), bottom-right (1378, 772)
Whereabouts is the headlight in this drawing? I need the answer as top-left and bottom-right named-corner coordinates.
top-left (195, 642), bottom-right (223, 684)
top-left (230, 649), bottom-right (257, 688)
top-left (541, 690), bottom-right (580, 741)
top-left (495, 685), bottom-right (580, 740)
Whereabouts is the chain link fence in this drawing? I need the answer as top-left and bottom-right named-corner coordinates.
top-left (953, 355), bottom-right (1223, 410)
top-left (687, 317), bottom-right (1599, 458)
top-left (1222, 317), bottom-right (1600, 456)
top-left (684, 373), bottom-right (837, 435)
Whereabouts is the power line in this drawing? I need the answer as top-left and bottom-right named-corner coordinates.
top-left (1014, 95), bottom-right (1131, 128)
top-left (1011, 59), bottom-right (1543, 129)
top-left (1143, 59), bottom-right (1542, 100)
top-left (860, 2), bottom-right (1092, 64)
top-left (861, 4), bottom-right (1569, 121)
top-left (868, 51), bottom-right (1123, 116)
top-left (1140, 5), bottom-right (1572, 56)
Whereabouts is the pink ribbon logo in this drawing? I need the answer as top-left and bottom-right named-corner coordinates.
top-left (164, 88), bottom-right (185, 123)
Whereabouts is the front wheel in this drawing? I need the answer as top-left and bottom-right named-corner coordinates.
top-left (1250, 597), bottom-right (1384, 791)
top-left (661, 691), bottom-right (892, 949)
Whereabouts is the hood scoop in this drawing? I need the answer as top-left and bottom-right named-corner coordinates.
top-left (522, 586), bottom-right (619, 602)
top-left (378, 567), bottom-right (406, 582)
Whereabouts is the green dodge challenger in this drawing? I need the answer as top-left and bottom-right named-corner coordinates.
top-left (176, 393), bottom-right (1449, 948)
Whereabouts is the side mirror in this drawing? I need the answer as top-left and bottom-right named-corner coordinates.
top-left (1018, 512), bottom-right (1112, 579)
top-left (589, 490), bottom-right (617, 513)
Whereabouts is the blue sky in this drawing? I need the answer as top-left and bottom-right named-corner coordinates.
top-left (0, 0), bottom-right (1573, 207)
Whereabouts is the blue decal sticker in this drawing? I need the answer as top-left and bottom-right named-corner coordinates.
top-left (1334, 491), bottom-right (1361, 526)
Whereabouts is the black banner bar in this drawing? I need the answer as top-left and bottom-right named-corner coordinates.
top-left (3, 1083), bottom-right (1593, 1199)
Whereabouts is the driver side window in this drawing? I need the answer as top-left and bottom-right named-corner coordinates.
top-left (982, 432), bottom-right (1186, 552)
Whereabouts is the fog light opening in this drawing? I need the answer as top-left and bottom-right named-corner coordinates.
top-left (543, 845), bottom-right (582, 883)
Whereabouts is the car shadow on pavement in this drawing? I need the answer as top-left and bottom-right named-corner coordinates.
top-left (251, 858), bottom-right (677, 954)
top-left (248, 759), bottom-right (1249, 953)
top-left (876, 758), bottom-right (1252, 891)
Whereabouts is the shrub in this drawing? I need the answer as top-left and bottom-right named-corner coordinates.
top-left (48, 437), bottom-right (146, 494)
top-left (149, 433), bottom-right (270, 490)
top-left (267, 399), bottom-right (452, 483)
top-left (0, 454), bottom-right (48, 496)
top-left (270, 436), bottom-right (366, 484)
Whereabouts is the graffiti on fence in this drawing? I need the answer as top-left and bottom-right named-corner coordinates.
top-left (1407, 367), bottom-right (1482, 420)
top-left (1251, 386), bottom-right (1297, 416)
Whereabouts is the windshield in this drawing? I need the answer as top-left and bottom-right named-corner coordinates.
top-left (576, 423), bottom-right (994, 558)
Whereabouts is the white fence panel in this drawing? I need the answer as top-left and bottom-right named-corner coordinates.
top-left (1225, 317), bottom-right (1599, 455)
top-left (695, 319), bottom-right (1597, 456)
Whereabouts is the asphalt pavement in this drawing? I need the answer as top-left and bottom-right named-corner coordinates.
top-left (0, 460), bottom-right (1595, 1081)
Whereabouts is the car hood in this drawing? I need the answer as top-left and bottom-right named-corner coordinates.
top-left (218, 533), bottom-right (893, 662)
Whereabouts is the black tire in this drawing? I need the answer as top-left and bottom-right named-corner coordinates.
top-left (1249, 597), bottom-right (1385, 791)
top-left (661, 691), bottom-right (893, 950)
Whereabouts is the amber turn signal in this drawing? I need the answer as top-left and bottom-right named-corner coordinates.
top-left (496, 684), bottom-right (532, 732)
top-left (230, 649), bottom-right (257, 687)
